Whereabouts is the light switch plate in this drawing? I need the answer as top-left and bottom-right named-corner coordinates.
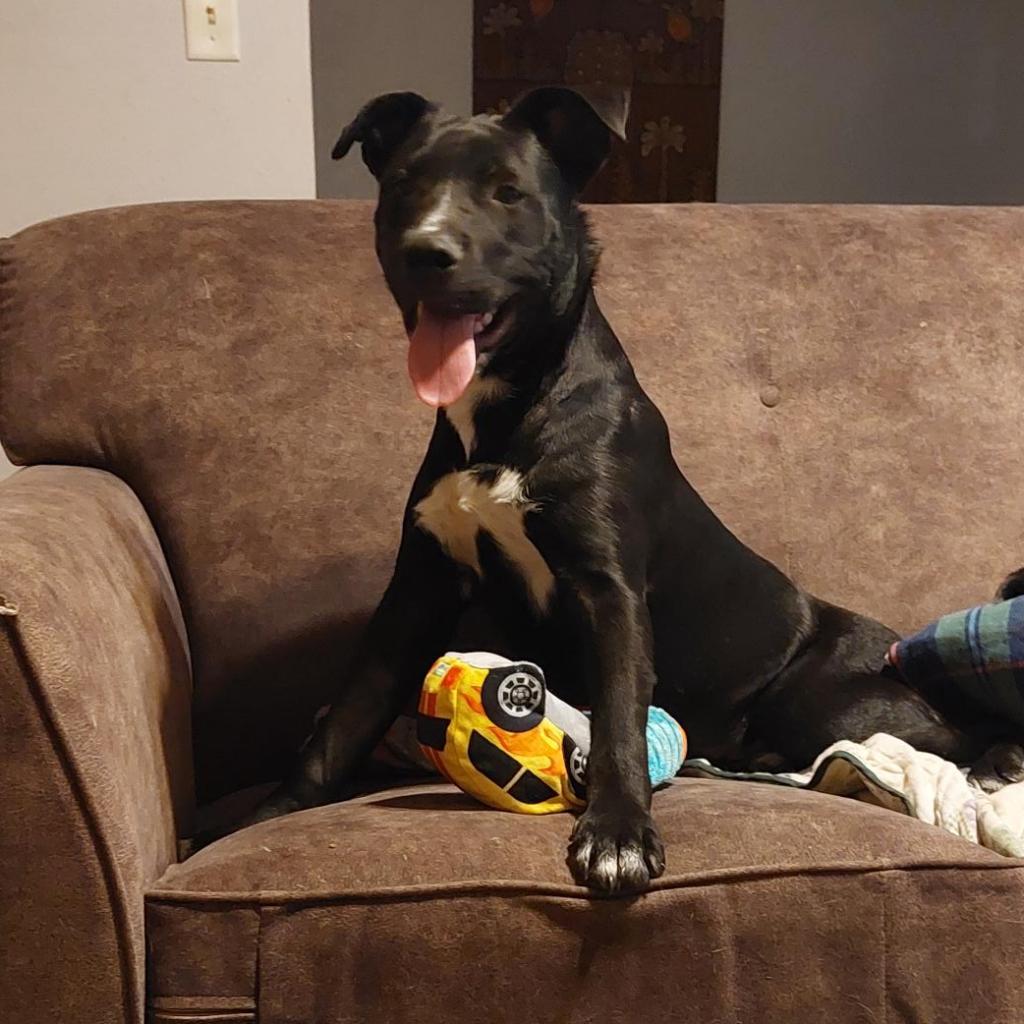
top-left (183, 0), bottom-right (240, 62)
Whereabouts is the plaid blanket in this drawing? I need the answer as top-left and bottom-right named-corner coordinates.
top-left (886, 596), bottom-right (1024, 729)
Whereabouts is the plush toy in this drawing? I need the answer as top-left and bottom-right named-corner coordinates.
top-left (417, 651), bottom-right (686, 813)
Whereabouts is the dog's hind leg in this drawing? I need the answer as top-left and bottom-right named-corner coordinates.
top-left (749, 664), bottom-right (989, 770)
top-left (758, 656), bottom-right (1024, 793)
top-left (745, 604), bottom-right (997, 772)
top-left (968, 742), bottom-right (1024, 792)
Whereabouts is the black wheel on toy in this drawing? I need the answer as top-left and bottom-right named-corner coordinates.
top-left (481, 664), bottom-right (546, 732)
top-left (563, 733), bottom-right (588, 800)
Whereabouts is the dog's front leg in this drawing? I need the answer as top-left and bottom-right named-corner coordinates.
top-left (566, 573), bottom-right (665, 894)
top-left (248, 524), bottom-right (463, 824)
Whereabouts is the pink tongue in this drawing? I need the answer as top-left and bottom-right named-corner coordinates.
top-left (407, 307), bottom-right (477, 407)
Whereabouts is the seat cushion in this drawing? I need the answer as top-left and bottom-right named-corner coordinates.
top-left (146, 779), bottom-right (1024, 1024)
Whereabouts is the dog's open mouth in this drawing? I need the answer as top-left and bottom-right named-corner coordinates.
top-left (407, 302), bottom-right (511, 408)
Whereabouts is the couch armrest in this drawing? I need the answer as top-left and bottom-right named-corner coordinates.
top-left (0, 466), bottom-right (193, 1024)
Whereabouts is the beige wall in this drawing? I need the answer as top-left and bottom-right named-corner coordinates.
top-left (0, 1), bottom-right (316, 237)
top-left (719, 0), bottom-right (1024, 203)
top-left (0, 0), bottom-right (316, 476)
top-left (311, 0), bottom-right (473, 199)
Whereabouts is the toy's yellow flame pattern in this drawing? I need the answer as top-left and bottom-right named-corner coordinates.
top-left (418, 655), bottom-right (586, 814)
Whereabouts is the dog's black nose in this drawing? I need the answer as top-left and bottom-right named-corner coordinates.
top-left (403, 232), bottom-right (462, 273)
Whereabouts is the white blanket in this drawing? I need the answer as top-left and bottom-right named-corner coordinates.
top-left (682, 733), bottom-right (1024, 857)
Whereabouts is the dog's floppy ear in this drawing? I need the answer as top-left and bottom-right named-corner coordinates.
top-left (502, 85), bottom-right (629, 192)
top-left (331, 92), bottom-right (435, 179)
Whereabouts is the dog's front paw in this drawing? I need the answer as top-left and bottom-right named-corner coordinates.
top-left (568, 804), bottom-right (665, 894)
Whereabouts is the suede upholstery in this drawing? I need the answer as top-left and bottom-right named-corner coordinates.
top-left (0, 467), bottom-right (193, 1024)
top-left (1, 201), bottom-right (1023, 1022)
top-left (148, 781), bottom-right (1024, 1024)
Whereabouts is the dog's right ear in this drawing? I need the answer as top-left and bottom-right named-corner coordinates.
top-left (503, 85), bottom-right (629, 192)
top-left (331, 92), bottom-right (435, 179)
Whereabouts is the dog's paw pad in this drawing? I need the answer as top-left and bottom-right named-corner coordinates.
top-left (567, 807), bottom-right (665, 894)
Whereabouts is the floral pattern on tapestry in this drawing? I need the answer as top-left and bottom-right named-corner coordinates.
top-left (474, 0), bottom-right (724, 202)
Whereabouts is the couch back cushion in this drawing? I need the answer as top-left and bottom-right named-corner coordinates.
top-left (2, 201), bottom-right (1022, 798)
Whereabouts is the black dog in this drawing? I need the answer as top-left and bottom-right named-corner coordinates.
top-left (247, 87), bottom-right (1023, 893)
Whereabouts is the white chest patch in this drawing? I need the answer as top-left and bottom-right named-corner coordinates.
top-left (415, 468), bottom-right (555, 613)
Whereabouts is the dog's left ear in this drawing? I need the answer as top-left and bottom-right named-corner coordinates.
top-left (331, 92), bottom-right (436, 179)
top-left (502, 85), bottom-right (629, 192)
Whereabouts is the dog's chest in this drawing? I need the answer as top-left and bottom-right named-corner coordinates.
top-left (414, 467), bottom-right (555, 613)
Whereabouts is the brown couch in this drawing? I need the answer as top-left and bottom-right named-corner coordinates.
top-left (2, 199), bottom-right (1023, 1023)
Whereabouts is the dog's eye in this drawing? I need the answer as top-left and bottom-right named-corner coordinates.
top-left (494, 184), bottom-right (525, 205)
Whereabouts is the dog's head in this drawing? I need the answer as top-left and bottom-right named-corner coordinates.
top-left (333, 86), bottom-right (627, 407)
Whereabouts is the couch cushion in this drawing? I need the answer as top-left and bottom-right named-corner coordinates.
top-left (147, 779), bottom-right (1024, 1024)
top-left (4, 201), bottom-right (1024, 799)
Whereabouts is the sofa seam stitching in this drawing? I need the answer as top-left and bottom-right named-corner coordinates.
top-left (144, 858), bottom-right (1024, 908)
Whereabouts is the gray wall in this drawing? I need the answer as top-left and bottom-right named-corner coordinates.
top-left (311, 0), bottom-right (473, 199)
top-left (0, 1), bottom-right (316, 478)
top-left (718, 0), bottom-right (1024, 204)
top-left (0, 1), bottom-right (315, 237)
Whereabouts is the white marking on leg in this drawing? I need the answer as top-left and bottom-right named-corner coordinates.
top-left (485, 469), bottom-right (555, 612)
top-left (617, 846), bottom-right (647, 884)
top-left (571, 833), bottom-right (595, 872)
top-left (444, 376), bottom-right (508, 458)
top-left (416, 184), bottom-right (454, 235)
top-left (592, 849), bottom-right (620, 890)
top-left (414, 468), bottom-right (555, 613)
